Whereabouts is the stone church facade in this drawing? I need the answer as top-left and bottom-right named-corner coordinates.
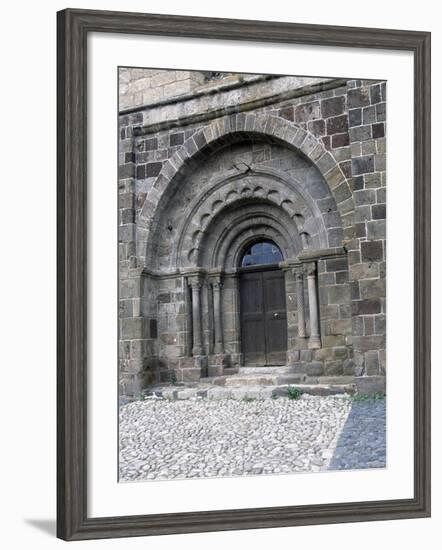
top-left (118, 69), bottom-right (386, 398)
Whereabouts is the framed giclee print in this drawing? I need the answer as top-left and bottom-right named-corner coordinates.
top-left (57, 8), bottom-right (431, 541)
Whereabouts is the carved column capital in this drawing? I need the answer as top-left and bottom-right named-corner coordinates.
top-left (208, 269), bottom-right (224, 288)
top-left (211, 277), bottom-right (223, 290)
top-left (306, 262), bottom-right (317, 278)
top-left (187, 275), bottom-right (204, 289)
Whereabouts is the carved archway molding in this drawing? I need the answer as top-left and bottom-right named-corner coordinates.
top-left (170, 167), bottom-right (329, 270)
top-left (136, 113), bottom-right (354, 264)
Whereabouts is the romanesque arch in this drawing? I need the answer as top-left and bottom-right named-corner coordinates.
top-left (136, 113), bottom-right (354, 265)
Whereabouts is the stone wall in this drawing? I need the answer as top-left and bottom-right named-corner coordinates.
top-left (118, 68), bottom-right (386, 398)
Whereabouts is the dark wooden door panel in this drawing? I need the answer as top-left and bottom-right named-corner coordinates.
top-left (263, 271), bottom-right (286, 312)
top-left (263, 270), bottom-right (287, 364)
top-left (240, 274), bottom-right (264, 313)
top-left (240, 272), bottom-right (266, 365)
top-left (240, 268), bottom-right (287, 365)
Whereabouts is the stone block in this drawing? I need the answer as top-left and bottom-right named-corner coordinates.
top-left (361, 139), bottom-right (376, 155)
top-left (351, 299), bottom-right (382, 316)
top-left (352, 155), bottom-right (374, 176)
top-left (340, 160), bottom-right (352, 178)
top-left (374, 314), bottom-right (386, 334)
top-left (332, 133), bottom-right (349, 148)
top-left (306, 362), bottom-right (324, 376)
top-left (365, 351), bottom-right (380, 375)
top-left (362, 106), bottom-right (376, 125)
top-left (370, 84), bottom-right (382, 104)
top-left (376, 102), bottom-right (386, 122)
top-left (322, 334), bottom-right (346, 348)
top-left (325, 257), bottom-right (348, 272)
top-left (207, 365), bottom-right (223, 377)
top-left (279, 106), bottom-right (294, 121)
top-left (377, 188), bottom-right (386, 203)
top-left (367, 220), bottom-right (386, 239)
top-left (326, 114), bottom-right (348, 135)
top-left (349, 125), bottom-right (372, 142)
top-left (343, 359), bottom-right (356, 375)
top-left (323, 361), bottom-right (344, 376)
top-left (349, 108), bottom-right (362, 127)
top-left (361, 240), bottom-right (384, 262)
top-left (374, 153), bottom-right (386, 171)
top-left (119, 163), bottom-right (135, 179)
top-left (352, 335), bottom-right (385, 352)
top-left (348, 87), bottom-right (370, 108)
top-left (294, 101), bottom-right (320, 123)
top-left (169, 132), bottom-right (184, 146)
top-left (321, 96), bottom-right (345, 118)
top-left (355, 375), bottom-right (386, 395)
top-left (351, 281), bottom-right (360, 301)
top-left (329, 319), bottom-right (352, 335)
top-left (287, 349), bottom-right (300, 364)
top-left (359, 279), bottom-right (386, 300)
top-left (336, 271), bottom-right (349, 284)
top-left (372, 122), bottom-right (385, 138)
top-left (180, 367), bottom-right (202, 383)
top-left (307, 119), bottom-right (325, 136)
top-left (327, 285), bottom-right (351, 304)
top-left (372, 204), bottom-right (386, 220)
top-left (313, 347), bottom-right (336, 361)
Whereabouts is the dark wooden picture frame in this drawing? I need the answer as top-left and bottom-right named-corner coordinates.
top-left (57, 8), bottom-right (431, 541)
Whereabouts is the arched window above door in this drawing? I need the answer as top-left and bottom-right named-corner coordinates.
top-left (240, 240), bottom-right (283, 267)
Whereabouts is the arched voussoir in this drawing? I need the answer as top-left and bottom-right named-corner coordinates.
top-left (136, 112), bottom-right (354, 262)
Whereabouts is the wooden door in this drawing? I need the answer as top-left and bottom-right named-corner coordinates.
top-left (240, 268), bottom-right (287, 365)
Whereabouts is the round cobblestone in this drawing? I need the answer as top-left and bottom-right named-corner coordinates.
top-left (119, 395), bottom-right (386, 482)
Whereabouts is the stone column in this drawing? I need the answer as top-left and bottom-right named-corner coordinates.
top-left (295, 269), bottom-right (307, 338)
top-left (211, 275), bottom-right (224, 354)
top-left (230, 272), bottom-right (242, 365)
top-left (188, 275), bottom-right (204, 356)
top-left (280, 266), bottom-right (296, 364)
top-left (306, 262), bottom-right (321, 348)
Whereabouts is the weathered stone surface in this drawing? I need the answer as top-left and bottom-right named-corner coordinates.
top-left (118, 71), bottom-right (387, 399)
top-left (355, 376), bottom-right (386, 395)
top-left (321, 96), bottom-right (345, 118)
top-left (361, 240), bottom-right (384, 262)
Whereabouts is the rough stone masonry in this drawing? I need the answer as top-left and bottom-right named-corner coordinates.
top-left (118, 69), bottom-right (386, 399)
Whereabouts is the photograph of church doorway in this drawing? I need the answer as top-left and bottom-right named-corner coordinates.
top-left (118, 67), bottom-right (387, 482)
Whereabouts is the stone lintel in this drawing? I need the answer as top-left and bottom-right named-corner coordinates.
top-left (298, 247), bottom-right (347, 262)
top-left (128, 78), bottom-right (346, 136)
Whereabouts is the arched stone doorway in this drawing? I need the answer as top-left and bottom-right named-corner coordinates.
top-left (238, 240), bottom-right (287, 366)
top-left (135, 132), bottom-right (352, 386)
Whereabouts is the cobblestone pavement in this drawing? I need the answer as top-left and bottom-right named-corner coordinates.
top-left (119, 395), bottom-right (386, 482)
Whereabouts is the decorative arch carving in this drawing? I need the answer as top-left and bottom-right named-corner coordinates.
top-left (136, 113), bottom-right (353, 265)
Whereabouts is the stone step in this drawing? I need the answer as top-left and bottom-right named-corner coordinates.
top-left (224, 374), bottom-right (306, 387)
top-left (142, 383), bottom-right (356, 401)
top-left (223, 367), bottom-right (239, 376)
top-left (239, 365), bottom-right (293, 374)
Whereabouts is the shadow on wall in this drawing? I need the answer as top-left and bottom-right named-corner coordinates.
top-left (327, 398), bottom-right (386, 471)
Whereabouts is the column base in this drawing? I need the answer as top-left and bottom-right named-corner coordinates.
top-left (230, 352), bottom-right (243, 367)
top-left (208, 353), bottom-right (230, 366)
top-left (295, 336), bottom-right (310, 349)
top-left (208, 353), bottom-right (230, 377)
top-left (287, 349), bottom-right (300, 365)
top-left (213, 343), bottom-right (224, 354)
top-left (193, 354), bottom-right (208, 377)
top-left (308, 337), bottom-right (321, 349)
